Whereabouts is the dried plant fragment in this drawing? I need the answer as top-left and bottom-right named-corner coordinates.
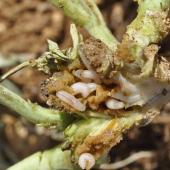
top-left (154, 57), bottom-right (170, 83)
top-left (41, 70), bottom-right (78, 112)
top-left (79, 37), bottom-right (116, 84)
top-left (128, 44), bottom-right (159, 79)
top-left (41, 70), bottom-right (75, 96)
top-left (87, 85), bottom-right (109, 110)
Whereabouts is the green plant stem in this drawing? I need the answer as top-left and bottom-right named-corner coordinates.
top-left (7, 147), bottom-right (80, 170)
top-left (7, 145), bottom-right (108, 170)
top-left (49, 0), bottom-right (118, 50)
top-left (118, 0), bottom-right (170, 66)
top-left (0, 61), bottom-right (30, 82)
top-left (7, 112), bottom-right (142, 170)
top-left (0, 85), bottom-right (74, 127)
top-left (65, 112), bottom-right (142, 161)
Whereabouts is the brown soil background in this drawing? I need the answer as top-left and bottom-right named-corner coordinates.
top-left (0, 0), bottom-right (170, 170)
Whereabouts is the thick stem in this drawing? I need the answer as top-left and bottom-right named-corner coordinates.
top-left (0, 85), bottom-right (74, 127)
top-left (117, 0), bottom-right (170, 66)
top-left (49, 0), bottom-right (118, 50)
top-left (7, 147), bottom-right (80, 170)
top-left (65, 112), bottom-right (142, 161)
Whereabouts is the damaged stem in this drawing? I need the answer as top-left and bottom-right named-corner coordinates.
top-left (65, 112), bottom-right (142, 163)
top-left (117, 0), bottom-right (170, 67)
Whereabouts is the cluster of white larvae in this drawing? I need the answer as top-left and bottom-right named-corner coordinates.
top-left (56, 68), bottom-right (170, 169)
top-left (55, 68), bottom-right (146, 112)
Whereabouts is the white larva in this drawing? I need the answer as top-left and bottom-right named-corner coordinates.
top-left (83, 70), bottom-right (97, 80)
top-left (78, 153), bottom-right (95, 170)
top-left (105, 98), bottom-right (125, 110)
top-left (87, 83), bottom-right (97, 92)
top-left (71, 82), bottom-right (97, 98)
top-left (115, 73), bottom-right (139, 94)
top-left (56, 91), bottom-right (86, 111)
top-left (73, 69), bottom-right (97, 80)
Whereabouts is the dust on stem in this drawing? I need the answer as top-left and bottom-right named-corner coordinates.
top-left (116, 0), bottom-right (170, 69)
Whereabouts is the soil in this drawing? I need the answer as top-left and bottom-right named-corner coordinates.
top-left (0, 0), bottom-right (170, 170)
